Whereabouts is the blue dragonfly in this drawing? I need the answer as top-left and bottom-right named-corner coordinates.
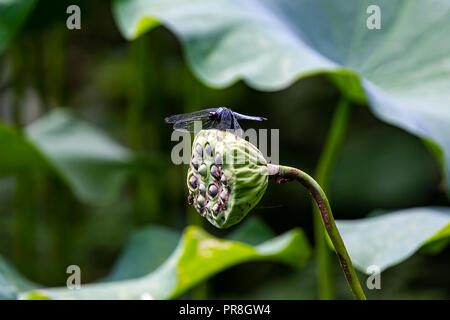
top-left (165, 107), bottom-right (267, 133)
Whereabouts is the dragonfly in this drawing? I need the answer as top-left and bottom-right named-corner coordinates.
top-left (165, 107), bottom-right (267, 133)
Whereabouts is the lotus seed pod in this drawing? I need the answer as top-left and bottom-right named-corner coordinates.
top-left (186, 129), bottom-right (268, 228)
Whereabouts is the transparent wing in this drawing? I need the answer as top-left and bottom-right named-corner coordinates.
top-left (217, 112), bottom-right (232, 131)
top-left (233, 115), bottom-right (241, 131)
top-left (164, 108), bottom-right (217, 123)
top-left (232, 114), bottom-right (244, 137)
top-left (232, 111), bottom-right (267, 121)
top-left (173, 117), bottom-right (220, 132)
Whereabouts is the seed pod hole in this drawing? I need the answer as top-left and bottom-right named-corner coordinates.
top-left (188, 193), bottom-right (194, 205)
top-left (221, 174), bottom-right (228, 184)
top-left (191, 157), bottom-right (199, 170)
top-left (210, 164), bottom-right (220, 179)
top-left (197, 194), bottom-right (205, 207)
top-left (198, 163), bottom-right (208, 177)
top-left (188, 175), bottom-right (197, 189)
top-left (212, 203), bottom-right (220, 214)
top-left (195, 144), bottom-right (203, 157)
top-left (204, 143), bottom-right (213, 157)
top-left (214, 152), bottom-right (223, 165)
top-left (208, 184), bottom-right (218, 198)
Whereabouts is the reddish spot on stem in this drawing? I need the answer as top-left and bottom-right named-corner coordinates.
top-left (338, 253), bottom-right (352, 284)
top-left (297, 178), bottom-right (333, 232)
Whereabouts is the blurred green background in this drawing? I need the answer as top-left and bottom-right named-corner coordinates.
top-left (0, 0), bottom-right (449, 299)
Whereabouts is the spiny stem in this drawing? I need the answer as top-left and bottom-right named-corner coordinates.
top-left (268, 164), bottom-right (366, 300)
top-left (314, 97), bottom-right (351, 299)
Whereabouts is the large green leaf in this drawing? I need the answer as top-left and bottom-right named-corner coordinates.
top-left (112, 0), bottom-right (450, 194)
top-left (26, 109), bottom-right (134, 204)
top-left (104, 225), bottom-right (180, 281)
top-left (0, 109), bottom-right (134, 204)
top-left (105, 217), bottom-right (277, 281)
top-left (336, 207), bottom-right (450, 273)
top-left (19, 224), bottom-right (311, 299)
top-left (0, 0), bottom-right (36, 52)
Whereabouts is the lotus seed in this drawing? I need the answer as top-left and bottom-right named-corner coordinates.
top-left (189, 175), bottom-right (197, 189)
top-left (198, 164), bottom-right (208, 176)
top-left (191, 157), bottom-right (199, 170)
top-left (211, 165), bottom-right (220, 179)
top-left (221, 174), bottom-right (227, 184)
top-left (197, 194), bottom-right (205, 207)
top-left (215, 153), bottom-right (222, 164)
top-left (204, 143), bottom-right (212, 157)
top-left (206, 201), bottom-right (214, 211)
top-left (195, 144), bottom-right (203, 157)
top-left (199, 183), bottom-right (206, 194)
top-left (208, 184), bottom-right (218, 197)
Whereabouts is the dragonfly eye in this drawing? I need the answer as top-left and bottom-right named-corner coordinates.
top-left (208, 111), bottom-right (218, 119)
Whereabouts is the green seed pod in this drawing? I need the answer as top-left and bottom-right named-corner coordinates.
top-left (186, 129), bottom-right (268, 228)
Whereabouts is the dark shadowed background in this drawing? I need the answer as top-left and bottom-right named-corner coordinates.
top-left (0, 0), bottom-right (449, 299)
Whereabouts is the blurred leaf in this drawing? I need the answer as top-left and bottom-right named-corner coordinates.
top-left (331, 127), bottom-right (439, 210)
top-left (113, 0), bottom-right (450, 195)
top-left (105, 217), bottom-right (275, 281)
top-left (0, 123), bottom-right (44, 173)
top-left (218, 253), bottom-right (450, 300)
top-left (23, 291), bottom-right (51, 300)
top-left (26, 109), bottom-right (134, 204)
top-left (0, 255), bottom-right (37, 300)
top-left (226, 217), bottom-right (275, 245)
top-left (0, 109), bottom-right (134, 204)
top-left (0, 0), bottom-right (36, 52)
top-left (336, 207), bottom-right (450, 273)
top-left (20, 224), bottom-right (311, 299)
top-left (105, 225), bottom-right (180, 281)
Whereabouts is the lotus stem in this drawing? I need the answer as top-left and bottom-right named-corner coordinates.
top-left (314, 97), bottom-right (351, 299)
top-left (268, 164), bottom-right (366, 300)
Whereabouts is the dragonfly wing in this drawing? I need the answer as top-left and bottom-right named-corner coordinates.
top-left (232, 115), bottom-right (244, 137)
top-left (173, 116), bottom-right (218, 132)
top-left (217, 113), bottom-right (232, 131)
top-left (233, 112), bottom-right (267, 121)
top-left (233, 115), bottom-right (241, 131)
top-left (164, 108), bottom-right (217, 123)
top-left (172, 120), bottom-right (197, 132)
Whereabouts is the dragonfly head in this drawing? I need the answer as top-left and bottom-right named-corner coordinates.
top-left (211, 107), bottom-right (230, 117)
top-left (208, 110), bottom-right (218, 118)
